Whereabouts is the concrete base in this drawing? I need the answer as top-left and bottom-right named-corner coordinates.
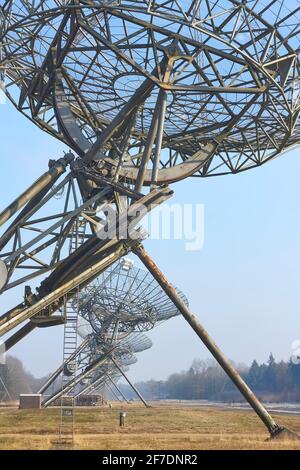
top-left (269, 427), bottom-right (300, 441)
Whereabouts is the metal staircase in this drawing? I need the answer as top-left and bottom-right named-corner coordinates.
top-left (59, 216), bottom-right (86, 445)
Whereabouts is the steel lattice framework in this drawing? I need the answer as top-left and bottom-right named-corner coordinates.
top-left (1, 1), bottom-right (300, 181)
top-left (41, 258), bottom-right (185, 405)
top-left (42, 328), bottom-right (153, 406)
top-left (0, 0), bottom-right (300, 440)
top-left (75, 258), bottom-right (187, 333)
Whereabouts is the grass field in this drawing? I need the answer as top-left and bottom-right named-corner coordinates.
top-left (0, 403), bottom-right (300, 450)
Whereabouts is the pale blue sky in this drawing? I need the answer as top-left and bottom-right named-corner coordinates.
top-left (1, 98), bottom-right (300, 381)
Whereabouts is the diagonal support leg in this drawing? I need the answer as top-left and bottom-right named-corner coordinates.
top-left (111, 357), bottom-right (150, 408)
top-left (106, 382), bottom-right (123, 403)
top-left (133, 243), bottom-right (300, 440)
top-left (108, 377), bottom-right (131, 405)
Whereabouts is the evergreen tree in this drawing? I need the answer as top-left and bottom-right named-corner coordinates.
top-left (248, 360), bottom-right (260, 389)
top-left (265, 353), bottom-right (276, 391)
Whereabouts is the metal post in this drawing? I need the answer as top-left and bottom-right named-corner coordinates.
top-left (151, 90), bottom-right (168, 187)
top-left (135, 57), bottom-right (173, 193)
top-left (134, 96), bottom-right (161, 193)
top-left (133, 243), bottom-right (291, 438)
top-left (119, 411), bottom-right (126, 427)
top-left (111, 357), bottom-right (150, 408)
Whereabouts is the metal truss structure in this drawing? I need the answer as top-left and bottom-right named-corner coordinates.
top-left (1, 1), bottom-right (300, 180)
top-left (41, 258), bottom-right (185, 406)
top-left (75, 257), bottom-right (187, 333)
top-left (0, 1), bottom-right (300, 440)
top-left (42, 328), bottom-right (153, 407)
top-left (0, 366), bottom-right (11, 403)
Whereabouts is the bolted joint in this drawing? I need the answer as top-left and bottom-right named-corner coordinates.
top-left (48, 152), bottom-right (75, 171)
top-left (63, 151), bottom-right (76, 164)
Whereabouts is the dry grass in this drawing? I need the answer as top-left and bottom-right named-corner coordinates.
top-left (0, 403), bottom-right (300, 450)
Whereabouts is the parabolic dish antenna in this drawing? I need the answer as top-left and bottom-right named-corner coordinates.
top-left (1, 1), bottom-right (300, 183)
top-left (74, 258), bottom-right (187, 333)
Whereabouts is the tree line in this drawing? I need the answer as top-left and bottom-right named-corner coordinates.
top-left (1, 353), bottom-right (300, 403)
top-left (122, 354), bottom-right (300, 403)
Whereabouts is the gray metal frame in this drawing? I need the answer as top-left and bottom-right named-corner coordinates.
top-left (1, 1), bottom-right (299, 180)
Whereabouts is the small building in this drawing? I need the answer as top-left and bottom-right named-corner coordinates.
top-left (19, 394), bottom-right (42, 409)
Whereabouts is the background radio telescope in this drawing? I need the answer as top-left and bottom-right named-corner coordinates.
top-left (74, 258), bottom-right (187, 334)
top-left (41, 258), bottom-right (186, 405)
top-left (1, 1), bottom-right (300, 183)
top-left (41, 329), bottom-right (153, 407)
top-left (41, 253), bottom-right (188, 406)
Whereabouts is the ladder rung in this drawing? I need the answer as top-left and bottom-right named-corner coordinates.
top-left (59, 222), bottom-right (87, 445)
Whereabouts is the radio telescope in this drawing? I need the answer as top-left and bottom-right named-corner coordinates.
top-left (42, 328), bottom-right (153, 407)
top-left (0, 1), bottom-right (300, 440)
top-left (41, 257), bottom-right (185, 406)
top-left (75, 257), bottom-right (187, 333)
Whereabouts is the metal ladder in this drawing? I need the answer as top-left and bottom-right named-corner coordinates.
top-left (59, 216), bottom-right (86, 445)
